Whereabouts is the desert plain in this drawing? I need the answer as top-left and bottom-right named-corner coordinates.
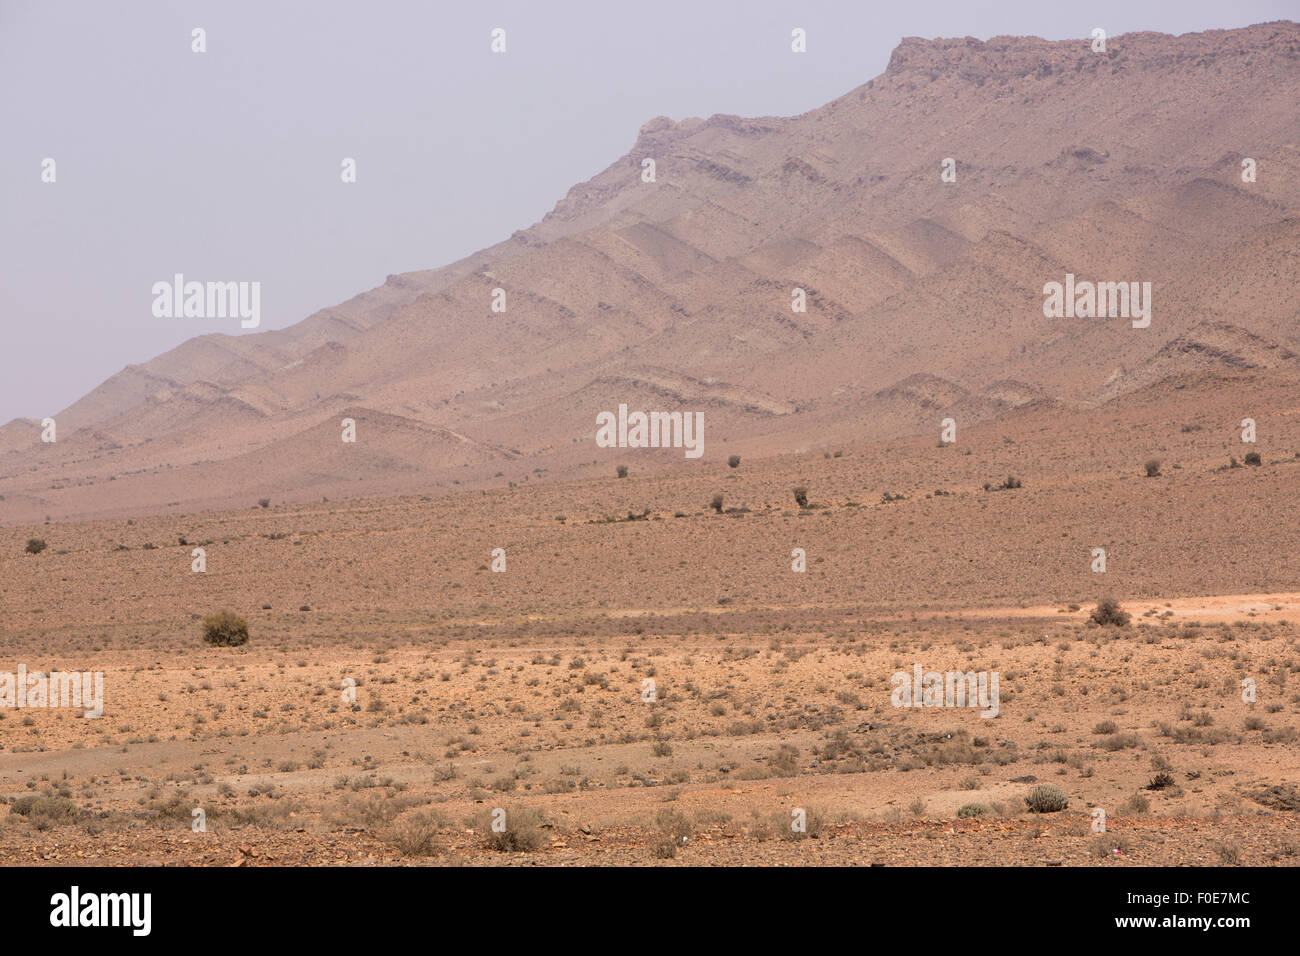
top-left (2, 368), bottom-right (1299, 866)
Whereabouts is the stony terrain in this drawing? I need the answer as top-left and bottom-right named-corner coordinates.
top-left (3, 371), bottom-right (1298, 865)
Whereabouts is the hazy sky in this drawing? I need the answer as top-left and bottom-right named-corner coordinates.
top-left (2, 0), bottom-right (1294, 423)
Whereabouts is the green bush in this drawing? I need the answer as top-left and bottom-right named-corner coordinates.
top-left (202, 610), bottom-right (250, 647)
top-left (1024, 785), bottom-right (1069, 813)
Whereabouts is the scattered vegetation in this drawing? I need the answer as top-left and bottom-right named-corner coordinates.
top-left (24, 538), bottom-right (47, 555)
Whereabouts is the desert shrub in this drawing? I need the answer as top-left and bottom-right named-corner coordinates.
top-left (1100, 732), bottom-right (1141, 751)
top-left (1090, 597), bottom-right (1131, 627)
top-left (1092, 720), bottom-right (1119, 735)
top-left (777, 807), bottom-right (825, 840)
top-left (769, 744), bottom-right (801, 777)
top-left (615, 464), bottom-right (628, 479)
top-left (1123, 792), bottom-right (1151, 814)
top-left (793, 486), bottom-right (809, 509)
top-left (386, 811), bottom-right (443, 857)
top-left (1145, 772), bottom-right (1176, 791)
top-left (957, 802), bottom-right (990, 818)
top-left (1144, 459), bottom-right (1161, 477)
top-left (1024, 785), bottom-right (1069, 813)
top-left (1248, 785), bottom-right (1300, 811)
top-left (481, 806), bottom-right (546, 852)
top-left (24, 538), bottom-right (47, 555)
top-left (258, 498), bottom-right (271, 508)
top-left (985, 476), bottom-right (1022, 491)
top-left (1244, 452), bottom-right (1261, 466)
top-left (10, 795), bottom-right (80, 828)
top-left (652, 808), bottom-right (693, 858)
top-left (710, 493), bottom-right (724, 513)
top-left (202, 610), bottom-right (250, 647)
top-left (1213, 840), bottom-right (1242, 864)
top-left (728, 455), bottom-right (741, 468)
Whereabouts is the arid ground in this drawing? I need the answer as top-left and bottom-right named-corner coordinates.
top-left (3, 370), bottom-right (1298, 865)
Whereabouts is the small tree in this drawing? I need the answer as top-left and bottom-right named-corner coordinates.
top-left (793, 486), bottom-right (809, 509)
top-left (1144, 459), bottom-right (1161, 477)
top-left (710, 493), bottom-right (724, 513)
top-left (24, 538), bottom-right (47, 555)
top-left (616, 464), bottom-right (628, 479)
top-left (727, 455), bottom-right (741, 469)
top-left (202, 610), bottom-right (250, 647)
top-left (1090, 597), bottom-right (1131, 627)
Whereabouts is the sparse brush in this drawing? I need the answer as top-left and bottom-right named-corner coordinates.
top-left (386, 811), bottom-right (443, 857)
top-left (710, 493), bottom-right (724, 513)
top-left (728, 455), bottom-right (740, 468)
top-left (1144, 459), bottom-right (1161, 477)
top-left (793, 486), bottom-right (809, 509)
top-left (24, 538), bottom-right (47, 555)
top-left (653, 808), bottom-right (693, 858)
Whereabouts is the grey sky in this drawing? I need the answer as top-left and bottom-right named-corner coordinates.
top-left (2, 0), bottom-right (1294, 423)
